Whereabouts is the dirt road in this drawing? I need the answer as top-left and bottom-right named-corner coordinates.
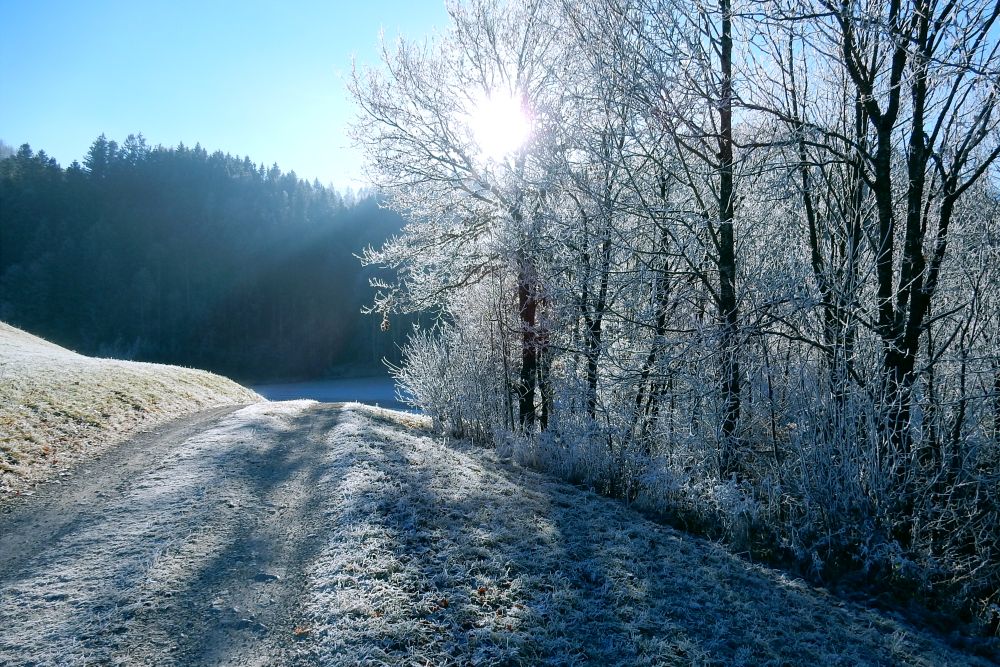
top-left (0, 402), bottom-right (991, 666)
top-left (1, 401), bottom-right (335, 666)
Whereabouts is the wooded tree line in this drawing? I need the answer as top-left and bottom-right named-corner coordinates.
top-left (0, 135), bottom-right (410, 380)
top-left (351, 0), bottom-right (1000, 630)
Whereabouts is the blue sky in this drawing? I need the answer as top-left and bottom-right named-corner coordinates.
top-left (0, 0), bottom-right (450, 192)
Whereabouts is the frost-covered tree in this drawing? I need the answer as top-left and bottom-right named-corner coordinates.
top-left (352, 0), bottom-right (1000, 630)
top-left (351, 0), bottom-right (576, 430)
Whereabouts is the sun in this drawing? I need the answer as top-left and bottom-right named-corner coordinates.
top-left (467, 91), bottom-right (532, 161)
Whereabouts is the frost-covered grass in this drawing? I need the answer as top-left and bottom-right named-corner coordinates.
top-left (0, 400), bottom-right (988, 665)
top-left (0, 322), bottom-right (260, 498)
top-left (301, 404), bottom-right (989, 666)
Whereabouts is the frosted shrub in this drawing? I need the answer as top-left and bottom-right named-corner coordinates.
top-left (634, 462), bottom-right (688, 510)
top-left (740, 372), bottom-right (897, 581)
top-left (493, 405), bottom-right (614, 488)
top-left (559, 419), bottom-right (618, 489)
top-left (631, 434), bottom-right (761, 543)
top-left (392, 319), bottom-right (511, 442)
top-left (390, 330), bottom-right (454, 432)
top-left (707, 477), bottom-right (762, 547)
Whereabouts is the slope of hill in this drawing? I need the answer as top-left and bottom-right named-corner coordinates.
top-left (0, 322), bottom-right (260, 498)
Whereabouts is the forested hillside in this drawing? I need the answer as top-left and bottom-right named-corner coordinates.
top-left (351, 0), bottom-right (1000, 634)
top-left (0, 136), bottom-right (408, 380)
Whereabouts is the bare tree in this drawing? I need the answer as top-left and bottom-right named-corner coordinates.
top-left (351, 0), bottom-right (1000, 626)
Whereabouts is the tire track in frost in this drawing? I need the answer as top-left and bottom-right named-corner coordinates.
top-left (0, 405), bottom-right (241, 576)
top-left (0, 401), bottom-right (339, 666)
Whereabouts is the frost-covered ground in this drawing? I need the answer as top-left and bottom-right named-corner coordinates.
top-left (0, 400), bottom-right (989, 666)
top-left (0, 322), bottom-right (260, 498)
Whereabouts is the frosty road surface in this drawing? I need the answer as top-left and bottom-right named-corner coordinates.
top-left (0, 401), bottom-right (987, 666)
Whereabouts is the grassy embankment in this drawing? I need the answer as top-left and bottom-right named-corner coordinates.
top-left (0, 322), bottom-right (261, 498)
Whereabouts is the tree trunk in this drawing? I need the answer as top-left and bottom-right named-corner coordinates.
top-left (634, 223), bottom-right (673, 446)
top-left (517, 260), bottom-right (538, 430)
top-left (583, 236), bottom-right (612, 420)
top-left (717, 0), bottom-right (741, 478)
top-left (993, 359), bottom-right (1000, 444)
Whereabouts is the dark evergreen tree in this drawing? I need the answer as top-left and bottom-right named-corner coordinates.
top-left (0, 135), bottom-right (408, 380)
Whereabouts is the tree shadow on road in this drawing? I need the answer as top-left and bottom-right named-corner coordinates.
top-left (1, 402), bottom-right (341, 666)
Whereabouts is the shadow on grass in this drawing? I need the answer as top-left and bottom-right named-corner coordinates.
top-left (321, 405), bottom-right (978, 666)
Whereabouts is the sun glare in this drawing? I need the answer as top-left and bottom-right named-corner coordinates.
top-left (468, 91), bottom-right (532, 161)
